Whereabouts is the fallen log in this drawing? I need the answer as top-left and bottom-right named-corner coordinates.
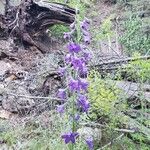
top-left (93, 55), bottom-right (150, 68)
top-left (115, 80), bottom-right (150, 103)
top-left (0, 0), bottom-right (75, 53)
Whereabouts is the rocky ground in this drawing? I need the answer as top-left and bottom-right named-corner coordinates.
top-left (0, 0), bottom-right (122, 118)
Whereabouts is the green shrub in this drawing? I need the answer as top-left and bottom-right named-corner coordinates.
top-left (88, 71), bottom-right (120, 118)
top-left (118, 53), bottom-right (150, 83)
top-left (119, 17), bottom-right (150, 55)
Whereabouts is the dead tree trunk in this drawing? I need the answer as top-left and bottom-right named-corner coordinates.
top-left (0, 0), bottom-right (75, 53)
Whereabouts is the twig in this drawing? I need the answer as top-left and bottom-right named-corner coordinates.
top-left (97, 134), bottom-right (124, 150)
top-left (114, 128), bottom-right (135, 133)
top-left (80, 122), bottom-right (136, 133)
top-left (7, 92), bottom-right (61, 101)
top-left (91, 55), bottom-right (150, 67)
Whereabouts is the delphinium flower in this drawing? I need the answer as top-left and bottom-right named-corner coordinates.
top-left (57, 89), bottom-right (66, 100)
top-left (68, 42), bottom-right (81, 53)
top-left (74, 114), bottom-right (80, 121)
top-left (78, 78), bottom-right (89, 92)
top-left (57, 104), bottom-right (65, 114)
top-left (85, 137), bottom-right (94, 150)
top-left (56, 18), bottom-right (93, 149)
top-left (77, 94), bottom-right (90, 112)
top-left (64, 32), bottom-right (71, 40)
top-left (68, 78), bottom-right (79, 92)
top-left (71, 56), bottom-right (83, 70)
top-left (79, 64), bottom-right (88, 77)
top-left (58, 67), bottom-right (66, 76)
top-left (65, 53), bottom-right (72, 64)
top-left (82, 50), bottom-right (92, 63)
top-left (61, 132), bottom-right (79, 144)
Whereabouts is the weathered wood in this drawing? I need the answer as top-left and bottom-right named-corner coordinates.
top-left (0, 0), bottom-right (75, 53)
top-left (93, 55), bottom-right (150, 67)
top-left (115, 80), bottom-right (150, 102)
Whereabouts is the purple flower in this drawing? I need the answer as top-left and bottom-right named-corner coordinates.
top-left (71, 56), bottom-right (88, 76)
top-left (68, 43), bottom-right (81, 53)
top-left (65, 53), bottom-right (72, 63)
top-left (71, 56), bottom-right (84, 70)
top-left (74, 114), bottom-right (80, 121)
top-left (58, 67), bottom-right (66, 76)
top-left (82, 29), bottom-right (90, 36)
top-left (79, 64), bottom-right (88, 77)
top-left (61, 132), bottom-right (79, 144)
top-left (57, 89), bottom-right (66, 100)
top-left (68, 78), bottom-right (79, 92)
top-left (86, 137), bottom-right (94, 150)
top-left (84, 35), bottom-right (91, 45)
top-left (77, 95), bottom-right (90, 112)
top-left (81, 18), bottom-right (90, 31)
top-left (64, 32), bottom-right (71, 40)
top-left (78, 78), bottom-right (89, 91)
top-left (56, 104), bottom-right (65, 114)
top-left (82, 51), bottom-right (92, 62)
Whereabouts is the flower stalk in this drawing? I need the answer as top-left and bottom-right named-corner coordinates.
top-left (56, 16), bottom-right (93, 150)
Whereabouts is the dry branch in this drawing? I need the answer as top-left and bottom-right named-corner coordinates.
top-left (93, 55), bottom-right (150, 68)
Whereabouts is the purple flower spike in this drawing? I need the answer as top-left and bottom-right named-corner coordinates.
top-left (68, 42), bottom-right (81, 53)
top-left (78, 78), bottom-right (89, 91)
top-left (68, 78), bottom-right (79, 92)
top-left (56, 104), bottom-right (65, 114)
top-left (57, 89), bottom-right (66, 100)
top-left (61, 132), bottom-right (79, 144)
top-left (77, 95), bottom-right (90, 112)
top-left (86, 137), bottom-right (94, 150)
top-left (58, 67), bottom-right (66, 76)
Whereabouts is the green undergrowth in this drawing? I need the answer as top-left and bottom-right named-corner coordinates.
top-left (0, 114), bottom-right (89, 150)
top-left (87, 70), bottom-right (127, 123)
top-left (48, 0), bottom-right (91, 38)
top-left (104, 135), bottom-right (150, 150)
top-left (116, 0), bottom-right (150, 55)
top-left (125, 59), bottom-right (150, 83)
top-left (116, 53), bottom-right (150, 83)
top-left (119, 17), bottom-right (150, 55)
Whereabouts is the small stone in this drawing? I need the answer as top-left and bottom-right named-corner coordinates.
top-left (77, 127), bottom-right (102, 140)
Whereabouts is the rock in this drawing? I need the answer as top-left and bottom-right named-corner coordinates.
top-left (0, 109), bottom-right (13, 119)
top-left (77, 127), bottom-right (102, 140)
top-left (0, 0), bottom-right (5, 15)
top-left (0, 61), bottom-right (11, 76)
top-left (2, 86), bottom-right (35, 115)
